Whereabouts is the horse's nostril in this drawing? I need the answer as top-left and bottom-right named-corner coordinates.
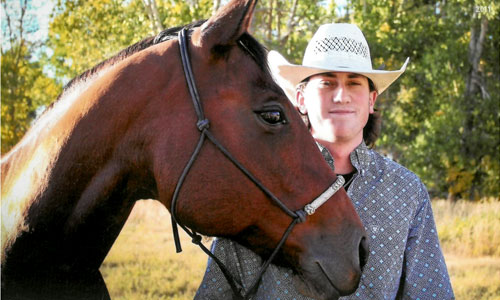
top-left (359, 236), bottom-right (369, 271)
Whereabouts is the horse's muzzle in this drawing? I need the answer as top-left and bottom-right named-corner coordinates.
top-left (293, 228), bottom-right (369, 300)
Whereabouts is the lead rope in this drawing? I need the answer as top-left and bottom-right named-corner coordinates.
top-left (172, 27), bottom-right (344, 299)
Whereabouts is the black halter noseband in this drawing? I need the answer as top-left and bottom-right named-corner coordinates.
top-left (171, 27), bottom-right (345, 299)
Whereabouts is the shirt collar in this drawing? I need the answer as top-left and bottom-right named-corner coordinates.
top-left (316, 141), bottom-right (371, 177)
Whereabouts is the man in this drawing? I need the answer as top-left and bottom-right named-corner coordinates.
top-left (195, 23), bottom-right (454, 299)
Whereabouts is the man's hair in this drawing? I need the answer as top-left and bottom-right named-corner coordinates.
top-left (364, 79), bottom-right (381, 148)
top-left (364, 109), bottom-right (381, 148)
top-left (296, 77), bottom-right (381, 148)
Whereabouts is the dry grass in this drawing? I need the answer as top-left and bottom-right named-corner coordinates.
top-left (100, 200), bottom-right (207, 300)
top-left (101, 199), bottom-right (500, 299)
top-left (433, 199), bottom-right (500, 300)
top-left (433, 198), bottom-right (500, 256)
top-left (444, 255), bottom-right (500, 300)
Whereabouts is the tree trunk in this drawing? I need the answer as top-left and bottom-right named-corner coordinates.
top-left (280, 0), bottom-right (299, 46)
top-left (460, 14), bottom-right (488, 200)
top-left (267, 0), bottom-right (274, 42)
top-left (142, 0), bottom-right (164, 34)
top-left (213, 0), bottom-right (221, 14)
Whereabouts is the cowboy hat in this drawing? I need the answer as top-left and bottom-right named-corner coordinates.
top-left (268, 23), bottom-right (409, 103)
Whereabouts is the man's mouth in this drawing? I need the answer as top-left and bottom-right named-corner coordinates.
top-left (329, 109), bottom-right (355, 115)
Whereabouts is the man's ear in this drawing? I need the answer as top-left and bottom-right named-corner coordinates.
top-left (296, 90), bottom-right (307, 114)
top-left (191, 0), bottom-right (257, 49)
top-left (369, 91), bottom-right (378, 114)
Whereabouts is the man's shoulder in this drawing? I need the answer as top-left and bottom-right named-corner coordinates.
top-left (363, 149), bottom-right (429, 217)
top-left (367, 149), bottom-right (422, 185)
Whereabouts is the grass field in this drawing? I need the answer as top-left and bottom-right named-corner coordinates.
top-left (433, 199), bottom-right (500, 300)
top-left (101, 199), bottom-right (500, 299)
top-left (100, 200), bottom-right (206, 300)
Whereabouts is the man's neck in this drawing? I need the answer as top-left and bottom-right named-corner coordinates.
top-left (315, 137), bottom-right (362, 174)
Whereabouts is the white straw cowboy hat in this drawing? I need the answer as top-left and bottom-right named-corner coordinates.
top-left (268, 23), bottom-right (410, 103)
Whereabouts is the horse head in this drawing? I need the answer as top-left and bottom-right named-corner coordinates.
top-left (155, 0), bottom-right (368, 298)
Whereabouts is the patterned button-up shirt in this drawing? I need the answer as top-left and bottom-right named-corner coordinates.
top-left (195, 142), bottom-right (454, 300)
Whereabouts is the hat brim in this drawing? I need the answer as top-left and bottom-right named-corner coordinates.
top-left (268, 50), bottom-right (409, 104)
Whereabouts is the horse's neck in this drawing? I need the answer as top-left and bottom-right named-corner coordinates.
top-left (1, 68), bottom-right (117, 262)
top-left (1, 69), bottom-right (107, 192)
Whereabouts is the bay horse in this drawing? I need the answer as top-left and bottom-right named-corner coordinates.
top-left (1, 0), bottom-right (367, 299)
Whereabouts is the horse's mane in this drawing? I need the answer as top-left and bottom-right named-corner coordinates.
top-left (59, 20), bottom-right (206, 99)
top-left (45, 19), bottom-right (269, 115)
top-left (60, 19), bottom-right (269, 96)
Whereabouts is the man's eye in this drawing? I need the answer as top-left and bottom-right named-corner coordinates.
top-left (259, 111), bottom-right (286, 125)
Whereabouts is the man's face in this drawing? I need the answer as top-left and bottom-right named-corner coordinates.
top-left (297, 72), bottom-right (377, 145)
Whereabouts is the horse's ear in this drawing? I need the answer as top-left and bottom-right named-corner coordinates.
top-left (193, 0), bottom-right (257, 49)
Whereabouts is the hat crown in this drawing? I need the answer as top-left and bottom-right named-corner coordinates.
top-left (303, 23), bottom-right (373, 71)
top-left (266, 23), bottom-right (409, 101)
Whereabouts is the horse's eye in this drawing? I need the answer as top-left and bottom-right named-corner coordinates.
top-left (259, 110), bottom-right (286, 125)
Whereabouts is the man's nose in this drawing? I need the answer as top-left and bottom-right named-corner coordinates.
top-left (333, 86), bottom-right (349, 103)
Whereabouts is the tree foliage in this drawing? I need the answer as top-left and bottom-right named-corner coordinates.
top-left (250, 0), bottom-right (337, 62)
top-left (1, 0), bottom-right (498, 199)
top-left (48, 0), bottom-right (152, 80)
top-left (1, 0), bottom-right (61, 153)
top-left (47, 0), bottom-right (215, 81)
top-left (347, 0), bottom-right (499, 200)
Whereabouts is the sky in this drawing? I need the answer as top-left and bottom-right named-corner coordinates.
top-left (1, 0), bottom-right (55, 51)
top-left (30, 1), bottom-right (56, 42)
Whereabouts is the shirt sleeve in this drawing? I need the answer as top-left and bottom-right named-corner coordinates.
top-left (398, 181), bottom-right (455, 299)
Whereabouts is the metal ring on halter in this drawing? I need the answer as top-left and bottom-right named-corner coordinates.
top-left (304, 175), bottom-right (345, 215)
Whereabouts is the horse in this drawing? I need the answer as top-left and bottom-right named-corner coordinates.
top-left (1, 0), bottom-right (368, 299)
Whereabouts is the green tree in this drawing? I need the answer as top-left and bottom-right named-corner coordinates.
top-left (348, 0), bottom-right (499, 200)
top-left (249, 0), bottom-right (338, 62)
top-left (47, 0), bottom-right (215, 81)
top-left (46, 0), bottom-right (336, 81)
top-left (48, 0), bottom-right (151, 81)
top-left (10, 0), bottom-right (498, 199)
top-left (1, 0), bottom-right (61, 154)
